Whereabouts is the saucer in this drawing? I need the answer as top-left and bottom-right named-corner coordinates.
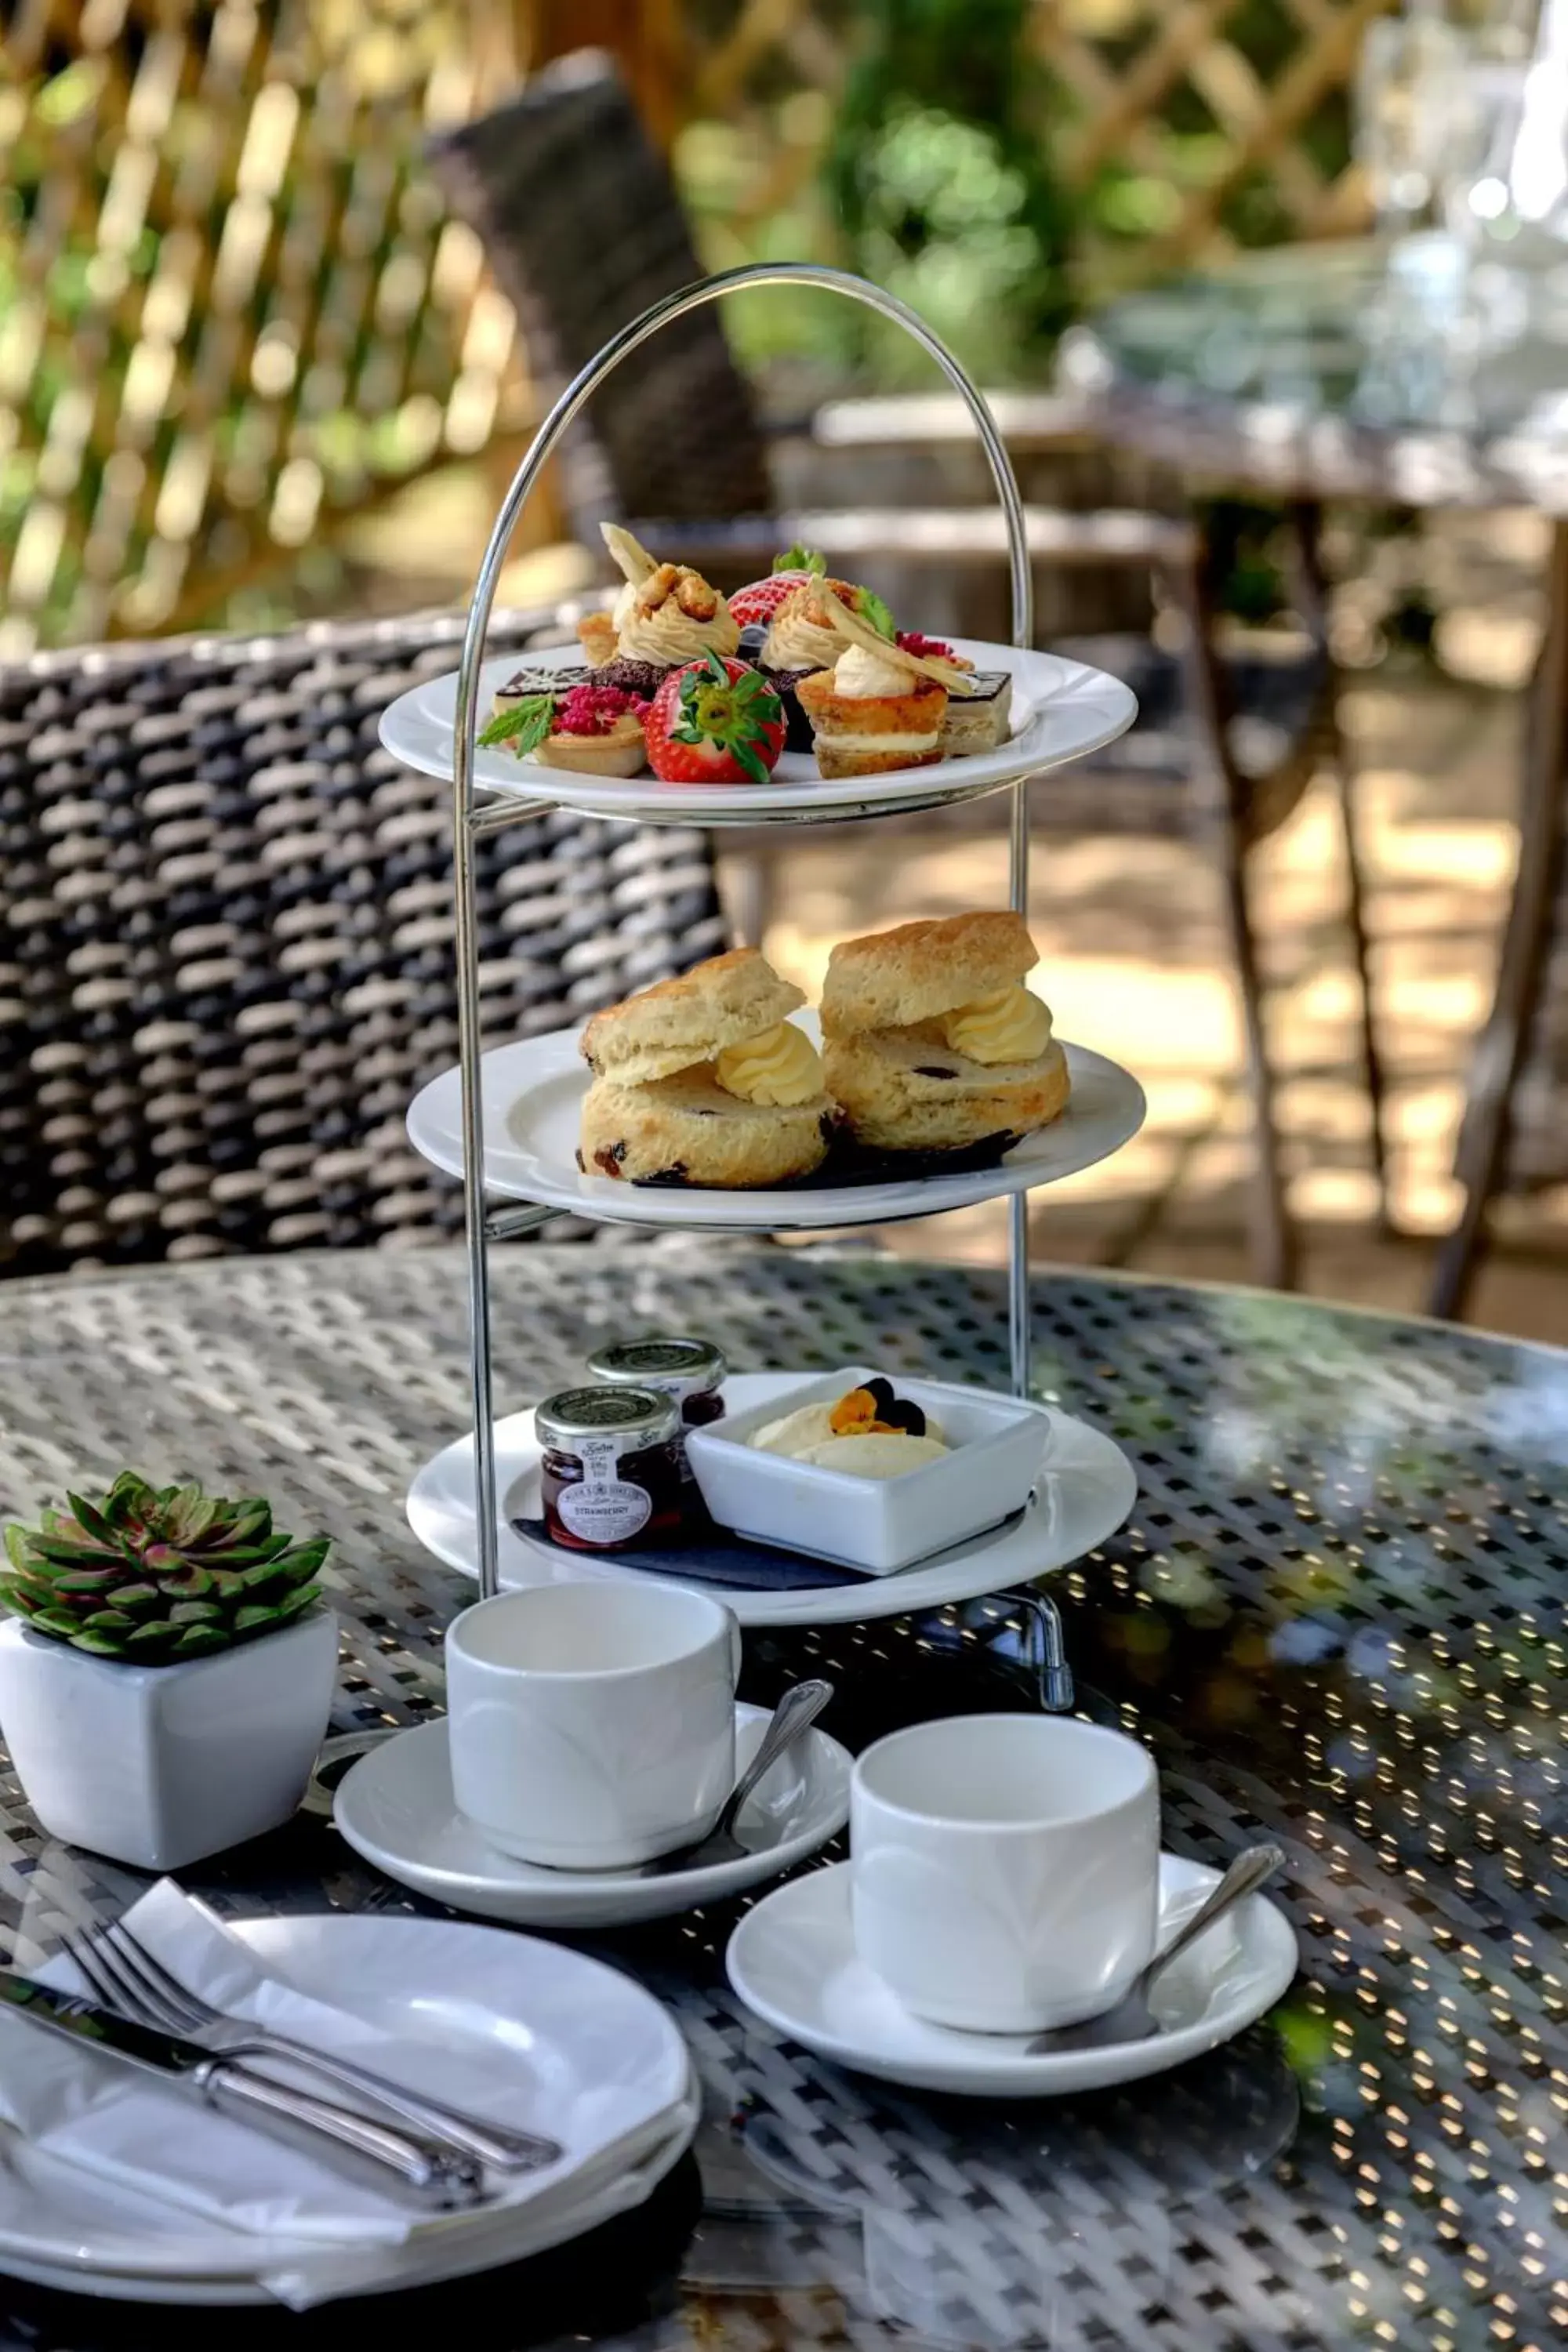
top-left (336, 1702), bottom-right (851, 1929)
top-left (725, 1856), bottom-right (1298, 2096)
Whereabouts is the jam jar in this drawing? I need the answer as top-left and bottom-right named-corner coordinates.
top-left (536, 1385), bottom-right (684, 1553)
top-left (586, 1338), bottom-right (728, 1481)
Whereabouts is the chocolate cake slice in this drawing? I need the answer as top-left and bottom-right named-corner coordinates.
top-left (939, 670), bottom-right (1014, 757)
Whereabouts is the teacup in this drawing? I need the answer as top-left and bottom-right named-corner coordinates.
top-left (850, 1714), bottom-right (1160, 2031)
top-left (445, 1583), bottom-right (739, 1869)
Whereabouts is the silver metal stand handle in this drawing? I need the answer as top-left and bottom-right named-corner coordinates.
top-left (213, 2034), bottom-right (560, 2176)
top-left (451, 263), bottom-right (1038, 1600)
top-left (197, 2059), bottom-right (486, 2207)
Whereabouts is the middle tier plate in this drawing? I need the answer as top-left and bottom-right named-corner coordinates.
top-left (406, 1018), bottom-right (1145, 1230)
top-left (407, 1374), bottom-right (1138, 1630)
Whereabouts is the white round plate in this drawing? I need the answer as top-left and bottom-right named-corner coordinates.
top-left (405, 1373), bottom-right (1138, 1630)
top-left (405, 1017), bottom-right (1145, 1229)
top-left (0, 2110), bottom-right (696, 2306)
top-left (334, 1702), bottom-right (851, 1930)
top-left (0, 1912), bottom-right (693, 2301)
top-left (378, 638), bottom-right (1138, 828)
top-left (726, 1856), bottom-right (1298, 2097)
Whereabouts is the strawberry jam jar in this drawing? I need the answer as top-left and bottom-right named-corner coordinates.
top-left (536, 1385), bottom-right (684, 1552)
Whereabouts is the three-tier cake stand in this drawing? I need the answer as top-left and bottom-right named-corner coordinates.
top-left (383, 263), bottom-right (1144, 1696)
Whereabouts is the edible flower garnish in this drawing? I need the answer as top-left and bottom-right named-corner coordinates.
top-left (828, 1377), bottom-right (928, 1438)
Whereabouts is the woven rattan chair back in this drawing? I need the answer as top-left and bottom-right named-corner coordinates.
top-left (0, 609), bottom-right (724, 1275)
top-left (426, 50), bottom-right (771, 543)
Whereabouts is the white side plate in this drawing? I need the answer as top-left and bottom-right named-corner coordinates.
top-left (405, 1018), bottom-right (1145, 1229)
top-left (378, 637), bottom-right (1138, 827)
top-left (405, 1372), bottom-right (1138, 1630)
top-left (0, 1912), bottom-right (695, 2301)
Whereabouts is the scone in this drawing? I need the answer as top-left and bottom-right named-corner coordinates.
top-left (820, 911), bottom-right (1069, 1159)
top-left (578, 948), bottom-right (833, 1187)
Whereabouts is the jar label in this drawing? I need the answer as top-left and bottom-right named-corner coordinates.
top-left (557, 1434), bottom-right (653, 1544)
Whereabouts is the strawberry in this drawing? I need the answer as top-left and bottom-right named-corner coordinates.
top-left (729, 545), bottom-right (897, 642)
top-left (728, 544), bottom-right (827, 629)
top-left (644, 652), bottom-right (786, 786)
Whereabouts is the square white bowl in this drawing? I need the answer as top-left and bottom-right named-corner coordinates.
top-left (684, 1367), bottom-right (1052, 1575)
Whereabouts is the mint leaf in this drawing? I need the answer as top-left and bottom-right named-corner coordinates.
top-left (774, 544), bottom-right (826, 577)
top-left (478, 695), bottom-right (554, 757)
top-left (856, 587), bottom-right (896, 641)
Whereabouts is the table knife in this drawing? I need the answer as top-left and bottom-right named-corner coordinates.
top-left (0, 1973), bottom-right (485, 2207)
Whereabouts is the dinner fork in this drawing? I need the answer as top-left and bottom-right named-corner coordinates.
top-left (65, 1918), bottom-right (563, 2177)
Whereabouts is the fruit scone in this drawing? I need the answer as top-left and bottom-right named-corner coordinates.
top-left (820, 910), bottom-right (1069, 1160)
top-left (579, 949), bottom-right (835, 1188)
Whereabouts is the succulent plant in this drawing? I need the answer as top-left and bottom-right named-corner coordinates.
top-left (1, 1474), bottom-right (328, 1664)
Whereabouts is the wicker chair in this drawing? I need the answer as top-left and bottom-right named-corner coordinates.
top-left (0, 608), bottom-right (724, 1276)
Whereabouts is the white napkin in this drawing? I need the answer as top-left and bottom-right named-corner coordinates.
top-left (0, 1879), bottom-right (692, 2298)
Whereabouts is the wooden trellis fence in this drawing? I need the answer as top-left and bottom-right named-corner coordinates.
top-left (0, 0), bottom-right (1385, 650)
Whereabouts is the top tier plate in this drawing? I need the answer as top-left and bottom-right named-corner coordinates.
top-left (378, 637), bottom-right (1137, 828)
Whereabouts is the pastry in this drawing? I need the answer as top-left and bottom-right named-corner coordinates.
top-left (795, 598), bottom-right (975, 779)
top-left (578, 949), bottom-right (833, 1187)
top-left (727, 550), bottom-right (898, 750)
top-left (895, 634), bottom-right (1014, 756)
top-left (579, 523), bottom-right (739, 698)
top-left (820, 910), bottom-right (1069, 1158)
top-left (478, 681), bottom-right (649, 775)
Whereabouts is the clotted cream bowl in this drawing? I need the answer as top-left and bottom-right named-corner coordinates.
top-left (684, 1364), bottom-right (1051, 1575)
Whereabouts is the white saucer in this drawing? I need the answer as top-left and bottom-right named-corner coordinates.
top-left (334, 1702), bottom-right (851, 1929)
top-left (725, 1857), bottom-right (1298, 2096)
top-left (404, 1018), bottom-right (1145, 1229)
top-left (378, 638), bottom-right (1138, 829)
top-left (405, 1373), bottom-right (1138, 1629)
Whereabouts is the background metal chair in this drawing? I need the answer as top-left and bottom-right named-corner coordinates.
top-left (0, 606), bottom-right (724, 1274)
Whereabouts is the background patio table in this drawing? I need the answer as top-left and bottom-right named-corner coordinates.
top-left (0, 1240), bottom-right (1559, 2348)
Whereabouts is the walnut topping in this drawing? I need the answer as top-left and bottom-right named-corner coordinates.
top-left (633, 562), bottom-right (720, 623)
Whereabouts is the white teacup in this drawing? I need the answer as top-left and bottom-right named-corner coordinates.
top-left (445, 1584), bottom-right (739, 1869)
top-left (850, 1714), bottom-right (1160, 2032)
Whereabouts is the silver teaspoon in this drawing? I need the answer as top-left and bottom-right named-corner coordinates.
top-left (1026, 1842), bottom-right (1286, 2055)
top-left (635, 1679), bottom-right (834, 1876)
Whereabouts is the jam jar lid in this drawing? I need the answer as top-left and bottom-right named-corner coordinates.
top-left (535, 1383), bottom-right (680, 1452)
top-left (586, 1338), bottom-right (728, 1392)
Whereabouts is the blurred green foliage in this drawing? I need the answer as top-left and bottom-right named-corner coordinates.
top-left (825, 0), bottom-right (1076, 384)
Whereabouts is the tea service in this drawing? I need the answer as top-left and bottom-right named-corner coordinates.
top-left (335, 1582), bottom-right (851, 1929)
top-left (726, 1711), bottom-right (1298, 2098)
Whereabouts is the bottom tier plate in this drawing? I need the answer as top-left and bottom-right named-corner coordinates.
top-left (405, 1372), bottom-right (1136, 1630)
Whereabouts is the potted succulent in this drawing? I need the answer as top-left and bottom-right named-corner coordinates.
top-left (0, 1472), bottom-right (337, 1870)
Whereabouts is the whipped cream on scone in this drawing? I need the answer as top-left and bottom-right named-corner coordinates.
top-left (578, 948), bottom-right (833, 1187)
top-left (820, 911), bottom-right (1069, 1158)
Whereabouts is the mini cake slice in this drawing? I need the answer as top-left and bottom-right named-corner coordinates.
top-left (795, 598), bottom-right (976, 779)
top-left (820, 910), bottom-right (1069, 1160)
top-left (578, 948), bottom-right (834, 1187)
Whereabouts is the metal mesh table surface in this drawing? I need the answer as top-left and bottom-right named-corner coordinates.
top-left (0, 1242), bottom-right (1561, 2350)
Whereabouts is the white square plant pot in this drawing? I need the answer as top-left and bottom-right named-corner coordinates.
top-left (0, 1607), bottom-right (338, 1871)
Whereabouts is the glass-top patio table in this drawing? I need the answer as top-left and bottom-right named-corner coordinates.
top-left (0, 1239), bottom-right (1559, 2348)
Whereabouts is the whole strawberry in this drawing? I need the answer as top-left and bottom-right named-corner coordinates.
top-left (645, 652), bottom-right (786, 786)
